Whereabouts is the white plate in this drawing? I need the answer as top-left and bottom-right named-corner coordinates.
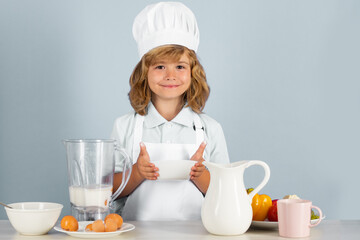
top-left (54, 221), bottom-right (135, 239)
top-left (153, 160), bottom-right (197, 180)
top-left (251, 216), bottom-right (325, 230)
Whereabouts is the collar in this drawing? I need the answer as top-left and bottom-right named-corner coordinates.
top-left (144, 102), bottom-right (194, 128)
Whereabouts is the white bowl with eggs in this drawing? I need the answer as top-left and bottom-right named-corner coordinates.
top-left (5, 202), bottom-right (63, 235)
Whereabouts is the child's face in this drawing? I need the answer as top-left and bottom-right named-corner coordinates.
top-left (147, 53), bottom-right (191, 104)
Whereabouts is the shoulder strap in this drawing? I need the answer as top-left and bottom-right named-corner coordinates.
top-left (132, 114), bottom-right (144, 162)
top-left (192, 112), bottom-right (205, 147)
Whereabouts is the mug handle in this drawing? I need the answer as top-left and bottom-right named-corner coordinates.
top-left (246, 160), bottom-right (271, 201)
top-left (309, 205), bottom-right (323, 227)
top-left (110, 147), bottom-right (132, 203)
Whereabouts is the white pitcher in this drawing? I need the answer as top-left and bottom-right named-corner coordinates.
top-left (201, 160), bottom-right (270, 235)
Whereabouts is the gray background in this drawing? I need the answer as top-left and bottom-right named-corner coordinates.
top-left (1, 0), bottom-right (359, 220)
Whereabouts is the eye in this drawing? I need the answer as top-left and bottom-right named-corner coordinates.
top-left (176, 65), bottom-right (186, 69)
top-left (155, 65), bottom-right (165, 69)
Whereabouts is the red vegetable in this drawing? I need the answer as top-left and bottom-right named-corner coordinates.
top-left (267, 199), bottom-right (278, 221)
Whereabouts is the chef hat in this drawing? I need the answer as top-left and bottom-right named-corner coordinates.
top-left (133, 1), bottom-right (200, 59)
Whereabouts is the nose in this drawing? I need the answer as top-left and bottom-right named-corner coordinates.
top-left (165, 68), bottom-right (175, 81)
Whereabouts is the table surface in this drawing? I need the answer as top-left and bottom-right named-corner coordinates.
top-left (1, 220), bottom-right (360, 240)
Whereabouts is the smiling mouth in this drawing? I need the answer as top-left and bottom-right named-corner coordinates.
top-left (160, 85), bottom-right (180, 88)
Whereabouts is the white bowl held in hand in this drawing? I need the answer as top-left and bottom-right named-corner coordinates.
top-left (5, 202), bottom-right (63, 235)
top-left (153, 160), bottom-right (197, 180)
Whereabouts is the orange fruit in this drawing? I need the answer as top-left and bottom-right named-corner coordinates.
top-left (105, 218), bottom-right (117, 232)
top-left (60, 215), bottom-right (78, 231)
top-left (105, 213), bottom-right (123, 229)
top-left (85, 223), bottom-right (93, 232)
top-left (92, 219), bottom-right (105, 232)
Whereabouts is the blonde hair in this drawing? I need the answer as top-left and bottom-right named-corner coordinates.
top-left (128, 45), bottom-right (210, 115)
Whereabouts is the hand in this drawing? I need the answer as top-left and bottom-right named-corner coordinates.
top-left (136, 142), bottom-right (158, 180)
top-left (190, 142), bottom-right (207, 180)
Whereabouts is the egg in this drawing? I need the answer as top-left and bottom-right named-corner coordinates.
top-left (92, 219), bottom-right (105, 232)
top-left (105, 218), bottom-right (118, 232)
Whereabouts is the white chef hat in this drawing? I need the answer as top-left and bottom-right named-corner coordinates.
top-left (133, 1), bottom-right (200, 59)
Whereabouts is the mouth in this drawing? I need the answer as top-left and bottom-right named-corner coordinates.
top-left (160, 84), bottom-right (180, 88)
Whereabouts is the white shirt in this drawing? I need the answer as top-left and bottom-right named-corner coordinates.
top-left (111, 103), bottom-right (230, 172)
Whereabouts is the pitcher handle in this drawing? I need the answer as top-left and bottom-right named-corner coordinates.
top-left (110, 147), bottom-right (132, 204)
top-left (246, 160), bottom-right (271, 201)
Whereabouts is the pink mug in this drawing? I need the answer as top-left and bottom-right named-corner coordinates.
top-left (277, 199), bottom-right (322, 238)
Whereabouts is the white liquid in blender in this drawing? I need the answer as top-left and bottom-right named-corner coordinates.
top-left (69, 185), bottom-right (112, 208)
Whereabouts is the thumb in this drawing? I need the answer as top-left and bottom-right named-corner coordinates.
top-left (191, 141), bottom-right (207, 160)
top-left (139, 142), bottom-right (149, 157)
